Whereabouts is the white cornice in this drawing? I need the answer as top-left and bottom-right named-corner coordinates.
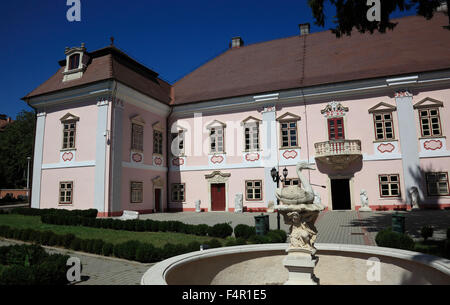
top-left (171, 69), bottom-right (450, 118)
top-left (27, 81), bottom-right (114, 109)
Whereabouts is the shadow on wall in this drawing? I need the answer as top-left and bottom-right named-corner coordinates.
top-left (408, 163), bottom-right (449, 208)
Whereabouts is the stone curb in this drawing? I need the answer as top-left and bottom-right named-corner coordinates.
top-left (141, 243), bottom-right (450, 285)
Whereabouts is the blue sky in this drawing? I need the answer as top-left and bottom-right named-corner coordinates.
top-left (0, 0), bottom-right (417, 118)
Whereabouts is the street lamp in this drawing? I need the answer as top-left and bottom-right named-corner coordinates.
top-left (271, 166), bottom-right (288, 230)
top-left (26, 157), bottom-right (31, 203)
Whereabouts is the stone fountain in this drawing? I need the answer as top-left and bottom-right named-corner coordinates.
top-left (268, 161), bottom-right (325, 285)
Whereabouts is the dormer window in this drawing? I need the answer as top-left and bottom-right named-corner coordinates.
top-left (62, 43), bottom-right (89, 82)
top-left (68, 54), bottom-right (80, 70)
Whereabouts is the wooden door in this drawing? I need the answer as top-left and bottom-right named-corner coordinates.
top-left (211, 183), bottom-right (226, 211)
top-left (155, 188), bottom-right (162, 212)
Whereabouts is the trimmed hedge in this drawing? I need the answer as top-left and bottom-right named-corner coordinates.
top-left (0, 244), bottom-right (73, 285)
top-left (234, 224), bottom-right (256, 239)
top-left (0, 225), bottom-right (227, 263)
top-left (375, 228), bottom-right (415, 250)
top-left (421, 226), bottom-right (434, 241)
top-left (11, 207), bottom-right (98, 218)
top-left (208, 223), bottom-right (233, 239)
top-left (40, 214), bottom-right (233, 238)
top-left (0, 224), bottom-right (289, 263)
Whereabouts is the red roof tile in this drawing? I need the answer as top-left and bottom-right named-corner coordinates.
top-left (173, 13), bottom-right (450, 105)
top-left (23, 47), bottom-right (172, 104)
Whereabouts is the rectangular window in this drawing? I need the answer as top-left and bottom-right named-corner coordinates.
top-left (426, 172), bottom-right (449, 196)
top-left (171, 131), bottom-right (185, 156)
top-left (379, 174), bottom-right (401, 197)
top-left (373, 113), bottom-right (394, 140)
top-left (68, 54), bottom-right (80, 70)
top-left (131, 123), bottom-right (144, 151)
top-left (59, 181), bottom-right (73, 204)
top-left (246, 180), bottom-right (262, 200)
top-left (153, 130), bottom-right (163, 155)
top-left (130, 181), bottom-right (143, 203)
top-left (280, 121), bottom-right (298, 148)
top-left (244, 123), bottom-right (259, 151)
top-left (284, 178), bottom-right (300, 187)
top-left (210, 127), bottom-right (224, 153)
top-left (419, 108), bottom-right (442, 137)
top-left (171, 183), bottom-right (185, 202)
top-left (328, 118), bottom-right (345, 140)
top-left (62, 122), bottom-right (76, 149)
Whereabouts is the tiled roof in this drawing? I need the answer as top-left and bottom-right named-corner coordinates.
top-left (23, 46), bottom-right (172, 104)
top-left (173, 13), bottom-right (450, 105)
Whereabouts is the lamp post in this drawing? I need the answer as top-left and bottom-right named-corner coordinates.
top-left (271, 166), bottom-right (288, 230)
top-left (26, 157), bottom-right (31, 202)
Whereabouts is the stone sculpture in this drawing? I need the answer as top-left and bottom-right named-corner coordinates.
top-left (234, 193), bottom-right (243, 213)
top-left (195, 200), bottom-right (201, 213)
top-left (409, 187), bottom-right (420, 210)
top-left (268, 161), bottom-right (324, 285)
top-left (359, 189), bottom-right (372, 212)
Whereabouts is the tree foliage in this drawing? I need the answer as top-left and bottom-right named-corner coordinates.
top-left (308, 0), bottom-right (449, 37)
top-left (0, 110), bottom-right (35, 188)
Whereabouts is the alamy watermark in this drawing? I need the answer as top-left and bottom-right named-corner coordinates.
top-left (66, 0), bottom-right (81, 22)
top-left (367, 0), bottom-right (381, 22)
top-left (366, 257), bottom-right (381, 282)
top-left (66, 256), bottom-right (81, 283)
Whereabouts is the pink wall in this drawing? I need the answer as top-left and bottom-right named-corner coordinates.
top-left (122, 103), bottom-right (167, 164)
top-left (42, 100), bottom-right (98, 164)
top-left (40, 167), bottom-right (95, 210)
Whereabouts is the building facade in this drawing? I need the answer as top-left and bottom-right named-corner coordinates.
top-left (23, 13), bottom-right (450, 216)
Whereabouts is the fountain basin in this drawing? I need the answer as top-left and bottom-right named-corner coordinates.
top-left (141, 243), bottom-right (450, 285)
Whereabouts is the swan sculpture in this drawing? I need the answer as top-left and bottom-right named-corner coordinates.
top-left (275, 161), bottom-right (315, 205)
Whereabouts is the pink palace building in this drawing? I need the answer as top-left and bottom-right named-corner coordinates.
top-left (23, 13), bottom-right (450, 217)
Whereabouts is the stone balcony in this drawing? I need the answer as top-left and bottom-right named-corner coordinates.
top-left (314, 139), bottom-right (362, 170)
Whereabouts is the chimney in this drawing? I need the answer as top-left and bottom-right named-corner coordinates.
top-left (437, 1), bottom-right (448, 12)
top-left (299, 23), bottom-right (310, 36)
top-left (230, 36), bottom-right (244, 48)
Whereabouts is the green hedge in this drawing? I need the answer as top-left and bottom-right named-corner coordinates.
top-left (234, 224), bottom-right (256, 239)
top-left (0, 225), bottom-right (224, 263)
top-left (40, 214), bottom-right (232, 238)
top-left (0, 224), bottom-right (288, 263)
top-left (375, 228), bottom-right (415, 251)
top-left (11, 207), bottom-right (98, 218)
top-left (0, 244), bottom-right (73, 285)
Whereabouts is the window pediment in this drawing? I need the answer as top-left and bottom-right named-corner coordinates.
top-left (206, 120), bottom-right (226, 129)
top-left (131, 115), bottom-right (145, 126)
top-left (60, 113), bottom-right (80, 122)
top-left (276, 112), bottom-right (301, 122)
top-left (241, 116), bottom-right (261, 126)
top-left (368, 102), bottom-right (397, 113)
top-left (413, 97), bottom-right (444, 109)
top-left (152, 121), bottom-right (164, 132)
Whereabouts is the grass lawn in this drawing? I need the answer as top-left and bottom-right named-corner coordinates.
top-left (0, 214), bottom-right (223, 248)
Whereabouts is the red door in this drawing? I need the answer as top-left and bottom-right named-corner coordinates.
top-left (328, 118), bottom-right (345, 140)
top-left (211, 183), bottom-right (226, 211)
top-left (155, 189), bottom-right (162, 212)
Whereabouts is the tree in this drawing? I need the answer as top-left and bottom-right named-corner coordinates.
top-left (308, 0), bottom-right (450, 37)
top-left (0, 110), bottom-right (35, 188)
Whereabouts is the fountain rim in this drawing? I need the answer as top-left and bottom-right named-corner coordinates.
top-left (141, 243), bottom-right (450, 285)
